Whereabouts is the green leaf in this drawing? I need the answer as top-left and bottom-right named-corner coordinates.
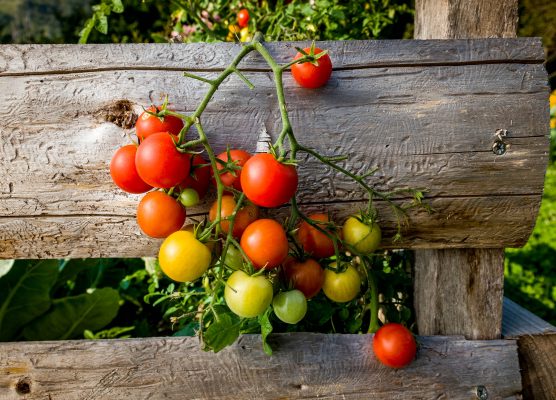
top-left (95, 14), bottom-right (108, 34)
top-left (111, 0), bottom-right (124, 13)
top-left (22, 287), bottom-right (120, 340)
top-left (0, 260), bottom-right (59, 341)
top-left (203, 313), bottom-right (241, 353)
top-left (258, 307), bottom-right (273, 355)
top-left (78, 17), bottom-right (96, 44)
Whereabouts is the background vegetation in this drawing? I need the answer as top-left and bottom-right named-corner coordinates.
top-left (0, 0), bottom-right (554, 341)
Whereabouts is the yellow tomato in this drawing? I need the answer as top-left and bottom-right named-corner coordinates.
top-left (322, 263), bottom-right (361, 303)
top-left (158, 231), bottom-right (211, 282)
top-left (342, 216), bottom-right (382, 254)
top-left (224, 270), bottom-right (273, 318)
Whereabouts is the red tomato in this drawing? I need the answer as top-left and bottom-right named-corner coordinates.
top-left (298, 213), bottom-right (336, 258)
top-left (283, 258), bottom-right (324, 299)
top-left (240, 153), bottom-right (298, 208)
top-left (136, 106), bottom-right (184, 141)
top-left (240, 219), bottom-right (288, 269)
top-left (137, 191), bottom-right (186, 238)
top-left (178, 155), bottom-right (211, 199)
top-left (208, 195), bottom-right (259, 238)
top-left (373, 323), bottom-right (417, 368)
top-left (110, 145), bottom-right (152, 194)
top-left (215, 149), bottom-right (251, 191)
top-left (237, 8), bottom-right (250, 28)
top-left (291, 47), bottom-right (332, 89)
top-left (135, 132), bottom-right (191, 189)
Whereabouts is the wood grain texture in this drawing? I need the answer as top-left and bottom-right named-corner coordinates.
top-left (502, 297), bottom-right (556, 339)
top-left (0, 334), bottom-right (522, 400)
top-left (0, 39), bottom-right (549, 258)
top-left (415, 0), bottom-right (519, 39)
top-left (518, 334), bottom-right (556, 400)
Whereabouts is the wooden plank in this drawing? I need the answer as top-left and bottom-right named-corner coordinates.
top-left (518, 334), bottom-right (556, 400)
top-left (0, 38), bottom-right (544, 76)
top-left (0, 39), bottom-right (549, 257)
top-left (0, 334), bottom-right (522, 399)
top-left (502, 297), bottom-right (556, 339)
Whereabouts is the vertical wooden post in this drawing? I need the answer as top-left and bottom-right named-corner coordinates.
top-left (413, 0), bottom-right (518, 340)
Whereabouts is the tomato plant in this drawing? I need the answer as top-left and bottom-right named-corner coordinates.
top-left (178, 154), bottom-right (211, 199)
top-left (241, 153), bottom-right (298, 208)
top-left (208, 195), bottom-right (259, 238)
top-left (136, 191), bottom-right (186, 238)
top-left (322, 263), bottom-right (361, 303)
top-left (283, 258), bottom-right (324, 299)
top-left (158, 230), bottom-right (212, 282)
top-left (343, 216), bottom-right (382, 254)
top-left (237, 9), bottom-right (250, 28)
top-left (291, 46), bottom-right (332, 89)
top-left (272, 290), bottom-right (307, 324)
top-left (240, 219), bottom-right (288, 269)
top-left (135, 132), bottom-right (191, 188)
top-left (373, 323), bottom-right (417, 368)
top-left (298, 213), bottom-right (336, 258)
top-left (136, 106), bottom-right (184, 141)
top-left (224, 270), bottom-right (273, 318)
top-left (110, 145), bottom-right (152, 194)
top-left (215, 149), bottom-right (251, 191)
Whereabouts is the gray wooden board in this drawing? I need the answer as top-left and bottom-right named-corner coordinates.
top-left (502, 297), bottom-right (556, 339)
top-left (0, 334), bottom-right (522, 399)
top-left (0, 39), bottom-right (549, 258)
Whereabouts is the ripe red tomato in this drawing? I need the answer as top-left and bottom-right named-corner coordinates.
top-left (208, 195), bottom-right (259, 238)
top-left (373, 323), bottom-right (417, 368)
top-left (237, 9), bottom-right (250, 28)
top-left (298, 213), bottom-right (336, 258)
top-left (240, 153), bottom-right (298, 208)
top-left (135, 132), bottom-right (191, 189)
top-left (291, 47), bottom-right (332, 89)
top-left (136, 106), bottom-right (184, 141)
top-left (215, 149), bottom-right (251, 191)
top-left (137, 191), bottom-right (186, 238)
top-left (240, 219), bottom-right (289, 269)
top-left (178, 155), bottom-right (211, 199)
top-left (110, 145), bottom-right (152, 194)
top-left (283, 258), bottom-right (324, 299)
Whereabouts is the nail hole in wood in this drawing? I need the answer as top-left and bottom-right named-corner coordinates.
top-left (15, 377), bottom-right (31, 395)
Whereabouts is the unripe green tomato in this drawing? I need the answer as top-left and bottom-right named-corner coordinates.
top-left (272, 290), bottom-right (307, 324)
top-left (342, 217), bottom-right (381, 254)
top-left (224, 270), bottom-right (273, 318)
top-left (322, 262), bottom-right (361, 303)
top-left (223, 245), bottom-right (243, 270)
top-left (178, 188), bottom-right (200, 207)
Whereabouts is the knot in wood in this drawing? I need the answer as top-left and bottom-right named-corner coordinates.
top-left (98, 99), bottom-right (137, 129)
top-left (475, 385), bottom-right (488, 400)
top-left (15, 377), bottom-right (31, 395)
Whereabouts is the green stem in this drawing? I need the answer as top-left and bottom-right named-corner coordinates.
top-left (367, 268), bottom-right (380, 334)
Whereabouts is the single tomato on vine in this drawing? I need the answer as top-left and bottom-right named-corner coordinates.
top-left (110, 145), bottom-right (152, 194)
top-left (283, 258), bottom-right (324, 299)
top-left (225, 270), bottom-right (273, 318)
top-left (272, 290), bottom-right (307, 324)
top-left (135, 132), bottom-right (191, 189)
top-left (237, 8), bottom-right (250, 28)
top-left (215, 149), bottom-right (251, 191)
top-left (136, 106), bottom-right (184, 141)
top-left (240, 219), bottom-right (289, 269)
top-left (208, 195), bottom-right (259, 238)
top-left (158, 230), bottom-right (211, 282)
top-left (373, 323), bottom-right (417, 368)
top-left (136, 191), bottom-right (186, 238)
top-left (343, 216), bottom-right (382, 254)
top-left (298, 213), bottom-right (336, 258)
top-left (322, 262), bottom-right (361, 303)
top-left (291, 46), bottom-right (332, 89)
top-left (240, 153), bottom-right (298, 208)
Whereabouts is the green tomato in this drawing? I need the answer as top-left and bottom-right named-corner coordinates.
top-left (272, 290), bottom-right (307, 324)
top-left (224, 270), bottom-right (273, 318)
top-left (342, 216), bottom-right (381, 254)
top-left (222, 245), bottom-right (243, 270)
top-left (178, 188), bottom-right (200, 207)
top-left (322, 262), bottom-right (361, 303)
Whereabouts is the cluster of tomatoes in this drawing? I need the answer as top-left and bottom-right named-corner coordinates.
top-left (109, 45), bottom-right (416, 368)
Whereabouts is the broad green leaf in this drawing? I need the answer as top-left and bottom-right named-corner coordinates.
top-left (258, 307), bottom-right (273, 355)
top-left (203, 313), bottom-right (240, 353)
top-left (0, 260), bottom-right (59, 341)
top-left (22, 287), bottom-right (120, 341)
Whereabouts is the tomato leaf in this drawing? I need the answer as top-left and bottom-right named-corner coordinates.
top-left (111, 0), bottom-right (124, 13)
top-left (203, 313), bottom-right (241, 353)
top-left (258, 307), bottom-right (273, 355)
top-left (0, 260), bottom-right (59, 341)
top-left (22, 287), bottom-right (120, 340)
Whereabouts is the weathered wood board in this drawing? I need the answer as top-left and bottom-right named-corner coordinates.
top-left (0, 334), bottom-right (522, 399)
top-left (0, 38), bottom-right (549, 258)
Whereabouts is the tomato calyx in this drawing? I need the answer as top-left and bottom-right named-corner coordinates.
top-left (294, 41), bottom-right (329, 67)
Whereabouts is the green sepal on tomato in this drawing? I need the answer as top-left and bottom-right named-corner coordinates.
top-left (373, 323), bottom-right (417, 368)
top-left (291, 45), bottom-right (332, 89)
top-left (214, 149), bottom-right (251, 191)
